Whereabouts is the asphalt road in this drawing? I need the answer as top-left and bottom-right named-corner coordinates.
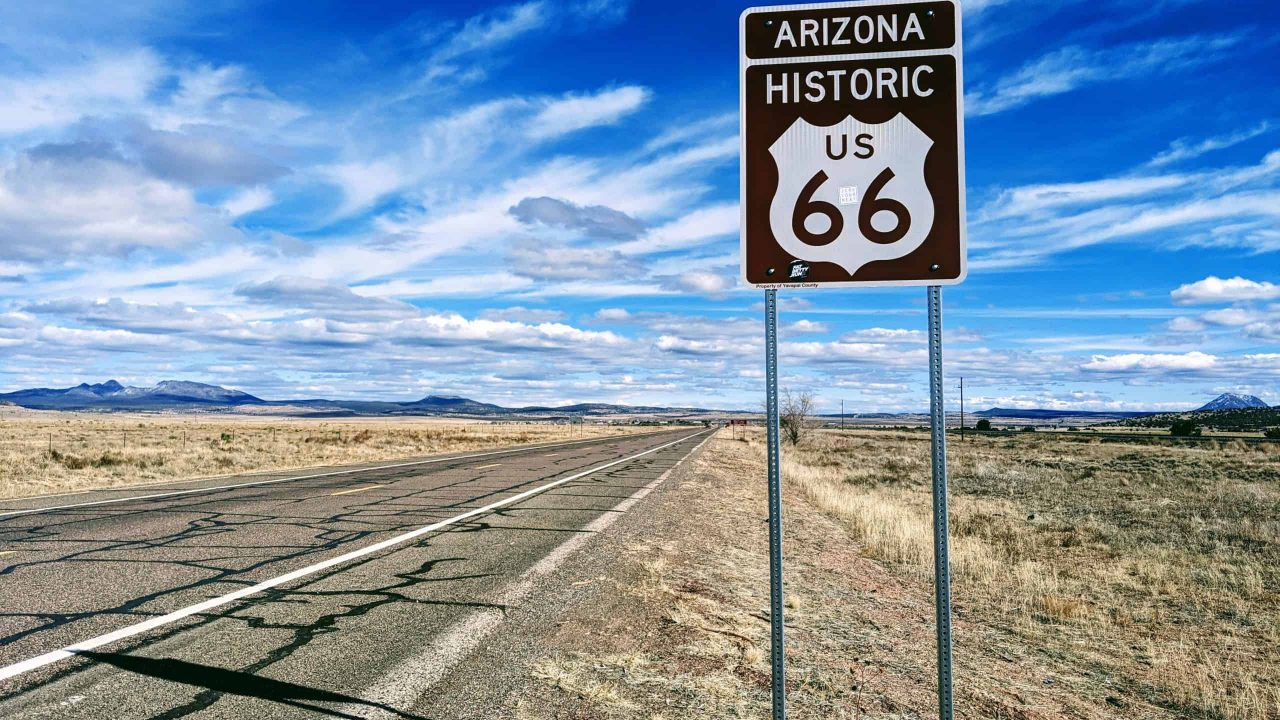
top-left (0, 427), bottom-right (712, 719)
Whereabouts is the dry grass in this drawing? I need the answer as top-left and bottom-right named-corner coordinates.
top-left (0, 407), bottom-right (648, 499)
top-left (519, 427), bottom-right (1278, 719)
top-left (764, 428), bottom-right (1280, 719)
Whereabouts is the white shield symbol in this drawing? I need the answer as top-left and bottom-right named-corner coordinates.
top-left (768, 113), bottom-right (935, 276)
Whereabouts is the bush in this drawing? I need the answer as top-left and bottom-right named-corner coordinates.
top-left (1264, 427), bottom-right (1280, 439)
top-left (1170, 420), bottom-right (1201, 437)
top-left (975, 419), bottom-right (992, 431)
top-left (1021, 426), bottom-right (1036, 432)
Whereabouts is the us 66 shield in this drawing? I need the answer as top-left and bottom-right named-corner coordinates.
top-left (740, 0), bottom-right (966, 288)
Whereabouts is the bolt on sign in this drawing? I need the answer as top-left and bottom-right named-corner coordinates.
top-left (740, 0), bottom-right (966, 288)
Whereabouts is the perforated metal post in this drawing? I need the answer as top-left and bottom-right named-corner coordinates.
top-left (927, 285), bottom-right (955, 720)
top-left (764, 288), bottom-right (786, 720)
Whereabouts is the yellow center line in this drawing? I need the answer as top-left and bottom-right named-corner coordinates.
top-left (0, 551), bottom-right (16, 557)
top-left (329, 485), bottom-right (383, 497)
top-left (473, 463), bottom-right (503, 470)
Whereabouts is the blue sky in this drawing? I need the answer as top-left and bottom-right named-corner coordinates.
top-left (0, 0), bottom-right (1277, 412)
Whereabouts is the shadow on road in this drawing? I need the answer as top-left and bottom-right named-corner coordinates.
top-left (77, 651), bottom-right (431, 720)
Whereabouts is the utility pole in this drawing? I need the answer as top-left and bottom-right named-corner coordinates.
top-left (840, 399), bottom-right (844, 431)
top-left (958, 377), bottom-right (965, 442)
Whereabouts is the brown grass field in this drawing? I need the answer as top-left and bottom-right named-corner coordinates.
top-left (519, 427), bottom-right (1279, 719)
top-left (0, 407), bottom-right (649, 499)
top-left (777, 429), bottom-right (1280, 719)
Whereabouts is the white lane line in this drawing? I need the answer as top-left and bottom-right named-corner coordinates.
top-left (328, 485), bottom-right (383, 497)
top-left (0, 430), bottom-right (709, 684)
top-left (0, 551), bottom-right (15, 557)
top-left (471, 463), bottom-right (502, 470)
top-left (0, 430), bottom-right (673, 520)
top-left (353, 430), bottom-right (717, 718)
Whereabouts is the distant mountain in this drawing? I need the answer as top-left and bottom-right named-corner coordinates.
top-left (1196, 393), bottom-right (1269, 411)
top-left (0, 380), bottom-right (708, 418)
top-left (404, 395), bottom-right (507, 415)
top-left (0, 380), bottom-right (263, 410)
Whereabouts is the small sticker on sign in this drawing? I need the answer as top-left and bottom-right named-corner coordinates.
top-left (788, 260), bottom-right (811, 280)
top-left (839, 186), bottom-right (859, 205)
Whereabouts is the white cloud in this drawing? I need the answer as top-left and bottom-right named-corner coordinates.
top-left (389, 313), bottom-right (627, 352)
top-left (25, 297), bottom-right (241, 334)
top-left (222, 186), bottom-right (274, 217)
top-left (0, 49), bottom-right (163, 134)
top-left (1171, 276), bottom-right (1280, 305)
top-left (1080, 351), bottom-right (1218, 373)
top-left (356, 273), bottom-right (536, 298)
top-left (974, 151), bottom-right (1280, 268)
top-left (1165, 316), bottom-right (1207, 333)
top-left (1245, 319), bottom-right (1280, 341)
top-left (478, 306), bottom-right (565, 323)
top-left (967, 35), bottom-right (1242, 117)
top-left (149, 63), bottom-right (305, 135)
top-left (37, 325), bottom-right (187, 350)
top-left (0, 143), bottom-right (236, 261)
top-left (322, 85), bottom-right (653, 217)
top-left (616, 203), bottom-right (739, 255)
top-left (840, 328), bottom-right (925, 343)
top-left (789, 319), bottom-right (828, 334)
top-left (320, 160), bottom-right (404, 216)
top-left (978, 175), bottom-right (1192, 222)
top-left (526, 86), bottom-right (650, 140)
top-left (1150, 121), bottom-right (1273, 167)
top-left (594, 308), bottom-right (631, 321)
top-left (1200, 307), bottom-right (1262, 327)
top-left (661, 270), bottom-right (734, 297)
top-left (507, 240), bottom-right (643, 281)
top-left (429, 2), bottom-right (548, 67)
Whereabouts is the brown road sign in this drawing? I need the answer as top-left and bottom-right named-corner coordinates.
top-left (740, 0), bottom-right (966, 288)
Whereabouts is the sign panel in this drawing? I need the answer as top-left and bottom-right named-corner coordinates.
top-left (741, 0), bottom-right (966, 288)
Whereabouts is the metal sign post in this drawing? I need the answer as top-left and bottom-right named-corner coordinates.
top-left (764, 288), bottom-right (786, 720)
top-left (927, 285), bottom-right (954, 720)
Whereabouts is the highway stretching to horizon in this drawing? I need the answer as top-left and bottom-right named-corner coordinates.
top-left (0, 427), bottom-right (712, 719)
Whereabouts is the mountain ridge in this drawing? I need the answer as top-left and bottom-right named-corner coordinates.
top-left (1196, 393), bottom-right (1269, 411)
top-left (0, 380), bottom-right (264, 409)
top-left (0, 380), bottom-right (710, 417)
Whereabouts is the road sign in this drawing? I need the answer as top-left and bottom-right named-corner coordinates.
top-left (740, 4), bottom-right (965, 720)
top-left (741, 0), bottom-right (966, 288)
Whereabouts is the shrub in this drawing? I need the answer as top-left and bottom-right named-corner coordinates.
top-left (1264, 427), bottom-right (1280, 439)
top-left (976, 419), bottom-right (992, 431)
top-left (1170, 420), bottom-right (1201, 437)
